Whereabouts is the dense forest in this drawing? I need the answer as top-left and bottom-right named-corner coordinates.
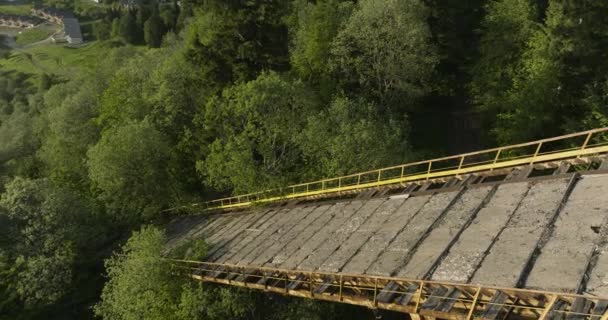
top-left (1, 0), bottom-right (608, 319)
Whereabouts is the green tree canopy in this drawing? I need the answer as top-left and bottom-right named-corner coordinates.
top-left (95, 226), bottom-right (181, 320)
top-left (199, 72), bottom-right (319, 193)
top-left (330, 0), bottom-right (438, 111)
top-left (144, 6), bottom-right (164, 48)
top-left (39, 79), bottom-right (101, 188)
top-left (0, 178), bottom-right (95, 308)
top-left (87, 120), bottom-right (171, 222)
top-left (288, 0), bottom-right (353, 99)
top-left (300, 96), bottom-right (410, 178)
top-left (95, 226), bottom-right (253, 320)
top-left (185, 0), bottom-right (290, 87)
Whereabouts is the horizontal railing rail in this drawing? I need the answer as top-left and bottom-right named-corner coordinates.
top-left (170, 260), bottom-right (608, 319)
top-left (167, 127), bottom-right (608, 213)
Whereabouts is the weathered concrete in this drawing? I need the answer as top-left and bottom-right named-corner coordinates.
top-left (297, 199), bottom-right (385, 271)
top-left (226, 207), bottom-right (302, 265)
top-left (163, 172), bottom-right (608, 294)
top-left (196, 214), bottom-right (236, 241)
top-left (587, 247), bottom-right (608, 297)
top-left (207, 209), bottom-right (281, 262)
top-left (526, 175), bottom-right (608, 292)
top-left (471, 178), bottom-right (571, 287)
top-left (165, 215), bottom-right (210, 251)
top-left (431, 182), bottom-right (530, 283)
top-left (281, 201), bottom-right (365, 270)
top-left (253, 204), bottom-right (331, 267)
top-left (341, 195), bottom-right (431, 274)
top-left (367, 190), bottom-right (462, 276)
top-left (166, 214), bottom-right (233, 252)
top-left (205, 209), bottom-right (269, 258)
top-left (268, 203), bottom-right (341, 267)
top-left (318, 197), bottom-right (407, 273)
top-left (205, 211), bottom-right (254, 246)
top-left (397, 186), bottom-right (493, 279)
top-left (237, 206), bottom-right (317, 266)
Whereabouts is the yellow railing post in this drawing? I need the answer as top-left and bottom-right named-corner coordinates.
top-left (309, 272), bottom-right (313, 297)
top-left (582, 132), bottom-right (593, 150)
top-left (339, 275), bottom-right (343, 302)
top-left (426, 161), bottom-right (432, 180)
top-left (532, 142), bottom-right (543, 164)
top-left (285, 273), bottom-right (289, 294)
top-left (466, 287), bottom-right (481, 320)
top-left (373, 278), bottom-right (378, 307)
top-left (579, 132), bottom-right (593, 158)
top-left (539, 295), bottom-right (558, 320)
top-left (491, 149), bottom-right (502, 171)
top-left (415, 282), bottom-right (424, 313)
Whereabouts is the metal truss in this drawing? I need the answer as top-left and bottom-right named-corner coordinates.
top-left (171, 260), bottom-right (608, 320)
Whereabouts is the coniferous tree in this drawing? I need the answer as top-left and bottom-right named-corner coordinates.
top-left (144, 6), bottom-right (164, 48)
top-left (119, 11), bottom-right (139, 44)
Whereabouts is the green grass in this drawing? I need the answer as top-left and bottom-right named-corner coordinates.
top-left (0, 2), bottom-right (31, 15)
top-left (0, 40), bottom-right (146, 83)
top-left (0, 41), bottom-right (106, 79)
top-left (15, 26), bottom-right (54, 45)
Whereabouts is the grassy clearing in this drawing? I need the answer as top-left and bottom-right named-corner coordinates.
top-left (0, 2), bottom-right (31, 15)
top-left (0, 41), bottom-right (145, 82)
top-left (15, 25), bottom-right (55, 45)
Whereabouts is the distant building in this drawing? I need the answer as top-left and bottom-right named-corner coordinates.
top-left (0, 13), bottom-right (39, 28)
top-left (31, 6), bottom-right (83, 44)
top-left (62, 18), bottom-right (83, 44)
top-left (31, 6), bottom-right (71, 24)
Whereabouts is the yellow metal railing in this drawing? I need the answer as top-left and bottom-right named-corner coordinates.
top-left (170, 260), bottom-right (608, 319)
top-left (169, 127), bottom-right (608, 213)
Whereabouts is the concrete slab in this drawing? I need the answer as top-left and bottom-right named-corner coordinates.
top-left (237, 206), bottom-right (317, 266)
top-left (471, 178), bottom-right (571, 287)
top-left (431, 182), bottom-right (530, 283)
top-left (253, 204), bottom-right (331, 267)
top-left (164, 215), bottom-right (211, 251)
top-left (367, 190), bottom-right (462, 276)
top-left (280, 201), bottom-right (365, 270)
top-left (526, 174), bottom-right (608, 292)
top-left (297, 199), bottom-right (385, 271)
top-left (268, 203), bottom-right (342, 267)
top-left (587, 248), bottom-right (608, 297)
top-left (341, 195), bottom-right (431, 274)
top-left (318, 197), bottom-right (408, 273)
top-left (397, 186), bottom-right (494, 279)
top-left (205, 212), bottom-right (254, 246)
top-left (165, 214), bottom-right (208, 241)
top-left (166, 214), bottom-right (233, 252)
top-left (229, 207), bottom-right (306, 266)
top-left (205, 210), bottom-right (269, 258)
top-left (194, 214), bottom-right (236, 240)
top-left (207, 209), bottom-right (281, 262)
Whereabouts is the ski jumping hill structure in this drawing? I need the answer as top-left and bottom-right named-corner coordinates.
top-left (165, 127), bottom-right (608, 319)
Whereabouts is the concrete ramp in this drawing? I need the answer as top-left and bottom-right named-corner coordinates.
top-left (165, 172), bottom-right (608, 296)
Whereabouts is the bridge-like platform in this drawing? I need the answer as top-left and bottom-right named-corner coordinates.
top-left (165, 128), bottom-right (608, 319)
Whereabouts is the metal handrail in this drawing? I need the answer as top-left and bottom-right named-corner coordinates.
top-left (167, 127), bottom-right (608, 213)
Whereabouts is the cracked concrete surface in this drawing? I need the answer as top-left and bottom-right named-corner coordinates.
top-left (165, 173), bottom-right (608, 294)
